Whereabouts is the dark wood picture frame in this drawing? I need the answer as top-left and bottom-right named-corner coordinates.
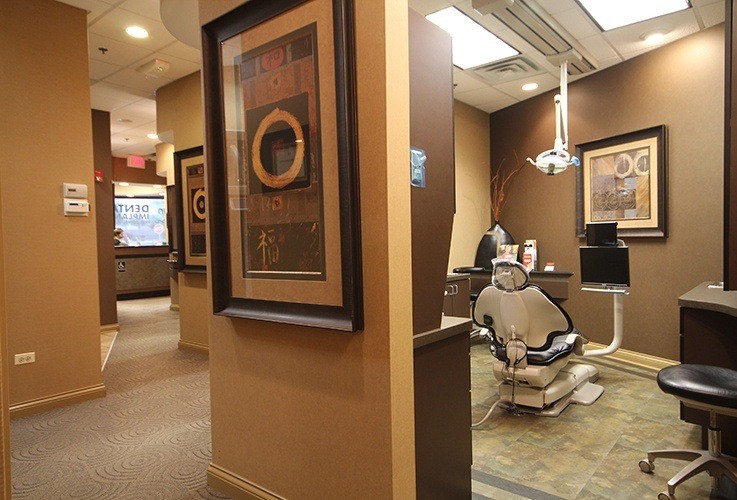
top-left (202, 0), bottom-right (363, 332)
top-left (575, 125), bottom-right (667, 238)
top-left (174, 145), bottom-right (207, 273)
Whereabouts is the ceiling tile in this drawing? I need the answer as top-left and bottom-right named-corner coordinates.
top-left (138, 53), bottom-right (200, 82)
top-left (104, 68), bottom-right (173, 94)
top-left (119, 121), bottom-right (158, 138)
top-left (118, 0), bottom-right (162, 21)
top-left (691, 0), bottom-right (723, 6)
top-left (533, 0), bottom-right (577, 15)
top-left (111, 141), bottom-right (157, 156)
top-left (89, 33), bottom-right (153, 66)
top-left (578, 34), bottom-right (620, 62)
top-left (409, 0), bottom-right (450, 15)
top-left (478, 95), bottom-right (518, 113)
top-left (552, 8), bottom-right (599, 39)
top-left (603, 9), bottom-right (700, 56)
top-left (697, 2), bottom-right (726, 28)
top-left (90, 81), bottom-right (149, 111)
top-left (89, 59), bottom-right (123, 80)
top-left (493, 72), bottom-right (560, 100)
top-left (159, 41), bottom-right (201, 64)
top-left (454, 86), bottom-right (511, 106)
top-left (110, 100), bottom-right (156, 133)
top-left (453, 71), bottom-right (488, 93)
top-left (89, 8), bottom-right (176, 52)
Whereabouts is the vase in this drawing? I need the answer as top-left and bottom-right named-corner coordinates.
top-left (474, 221), bottom-right (515, 270)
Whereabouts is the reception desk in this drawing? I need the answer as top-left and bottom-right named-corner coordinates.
top-left (115, 246), bottom-right (170, 298)
top-left (679, 282), bottom-right (737, 454)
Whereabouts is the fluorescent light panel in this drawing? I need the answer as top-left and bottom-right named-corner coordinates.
top-left (426, 7), bottom-right (518, 70)
top-left (577, 0), bottom-right (690, 31)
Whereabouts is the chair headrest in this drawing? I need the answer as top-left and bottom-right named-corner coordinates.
top-left (491, 259), bottom-right (530, 292)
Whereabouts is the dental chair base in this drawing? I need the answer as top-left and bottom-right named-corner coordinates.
top-left (496, 362), bottom-right (603, 417)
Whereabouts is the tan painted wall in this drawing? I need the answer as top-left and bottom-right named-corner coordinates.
top-left (200, 0), bottom-right (415, 497)
top-left (490, 25), bottom-right (724, 361)
top-left (156, 72), bottom-right (210, 350)
top-left (448, 100), bottom-right (491, 272)
top-left (0, 0), bottom-right (104, 408)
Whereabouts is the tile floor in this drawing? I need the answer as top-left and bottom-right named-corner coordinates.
top-left (470, 343), bottom-right (729, 499)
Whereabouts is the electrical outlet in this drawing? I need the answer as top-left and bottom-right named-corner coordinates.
top-left (14, 352), bottom-right (35, 365)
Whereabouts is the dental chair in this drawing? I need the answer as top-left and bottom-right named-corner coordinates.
top-left (472, 259), bottom-right (603, 421)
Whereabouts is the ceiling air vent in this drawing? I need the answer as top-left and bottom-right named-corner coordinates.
top-left (473, 56), bottom-right (540, 85)
top-left (472, 0), bottom-right (598, 75)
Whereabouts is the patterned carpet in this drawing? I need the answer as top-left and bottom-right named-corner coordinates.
top-left (10, 297), bottom-right (228, 499)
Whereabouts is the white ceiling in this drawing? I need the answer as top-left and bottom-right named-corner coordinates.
top-left (410, 0), bottom-right (725, 113)
top-left (58, 0), bottom-right (725, 156)
top-left (58, 0), bottom-right (201, 157)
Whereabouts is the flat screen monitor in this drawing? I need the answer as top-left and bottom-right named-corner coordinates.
top-left (580, 246), bottom-right (630, 287)
top-left (586, 222), bottom-right (618, 247)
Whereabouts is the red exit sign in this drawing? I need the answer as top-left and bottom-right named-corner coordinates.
top-left (126, 155), bottom-right (145, 169)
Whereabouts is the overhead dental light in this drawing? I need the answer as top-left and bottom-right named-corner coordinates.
top-left (527, 60), bottom-right (579, 175)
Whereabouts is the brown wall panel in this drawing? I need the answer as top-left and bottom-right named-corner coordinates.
top-left (92, 110), bottom-right (118, 326)
top-left (409, 9), bottom-right (455, 334)
top-left (112, 157), bottom-right (161, 184)
top-left (490, 26), bottom-right (724, 360)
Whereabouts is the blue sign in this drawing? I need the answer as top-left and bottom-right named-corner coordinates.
top-left (410, 147), bottom-right (426, 188)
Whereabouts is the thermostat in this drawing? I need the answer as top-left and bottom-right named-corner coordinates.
top-left (63, 183), bottom-right (88, 199)
top-left (64, 199), bottom-right (90, 216)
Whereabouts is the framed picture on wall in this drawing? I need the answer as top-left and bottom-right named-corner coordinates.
top-left (174, 146), bottom-right (207, 273)
top-left (575, 125), bottom-right (667, 238)
top-left (201, 0), bottom-right (363, 332)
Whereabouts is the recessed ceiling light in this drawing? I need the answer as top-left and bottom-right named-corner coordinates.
top-left (426, 7), bottom-right (518, 70)
top-left (125, 26), bottom-right (149, 39)
top-left (577, 0), bottom-right (690, 31)
top-left (126, 194), bottom-right (135, 198)
top-left (117, 118), bottom-right (132, 123)
top-left (642, 31), bottom-right (666, 46)
top-left (521, 82), bottom-right (539, 91)
top-left (153, 184), bottom-right (163, 188)
top-left (118, 182), bottom-right (130, 187)
top-left (146, 133), bottom-right (159, 140)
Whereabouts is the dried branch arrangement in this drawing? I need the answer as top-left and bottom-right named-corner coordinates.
top-left (490, 155), bottom-right (524, 221)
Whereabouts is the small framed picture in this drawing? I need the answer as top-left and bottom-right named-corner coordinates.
top-left (174, 146), bottom-right (206, 273)
top-left (575, 125), bottom-right (667, 238)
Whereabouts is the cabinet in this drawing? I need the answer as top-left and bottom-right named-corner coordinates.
top-left (444, 274), bottom-right (470, 318)
top-left (679, 283), bottom-right (737, 454)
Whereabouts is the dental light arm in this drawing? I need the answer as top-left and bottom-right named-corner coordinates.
top-left (527, 61), bottom-right (580, 175)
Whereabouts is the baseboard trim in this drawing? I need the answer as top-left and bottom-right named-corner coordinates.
top-left (169, 304), bottom-right (180, 312)
top-left (10, 383), bottom-right (107, 419)
top-left (587, 342), bottom-right (678, 372)
top-left (178, 339), bottom-right (209, 353)
top-left (207, 463), bottom-right (285, 500)
top-left (100, 323), bottom-right (119, 334)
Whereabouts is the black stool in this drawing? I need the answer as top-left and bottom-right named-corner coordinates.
top-left (639, 364), bottom-right (737, 499)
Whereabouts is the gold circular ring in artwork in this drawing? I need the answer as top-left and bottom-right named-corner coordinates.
top-left (193, 188), bottom-right (206, 220)
top-left (633, 151), bottom-right (650, 176)
top-left (251, 108), bottom-right (305, 189)
top-left (614, 153), bottom-right (634, 179)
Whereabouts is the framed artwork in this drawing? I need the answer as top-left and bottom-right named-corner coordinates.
top-left (575, 125), bottom-right (667, 238)
top-left (174, 146), bottom-right (207, 273)
top-left (202, 0), bottom-right (363, 331)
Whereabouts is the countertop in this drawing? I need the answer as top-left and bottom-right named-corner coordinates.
top-left (413, 315), bottom-right (473, 349)
top-left (679, 282), bottom-right (737, 318)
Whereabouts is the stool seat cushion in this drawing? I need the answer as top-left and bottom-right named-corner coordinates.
top-left (658, 364), bottom-right (737, 410)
